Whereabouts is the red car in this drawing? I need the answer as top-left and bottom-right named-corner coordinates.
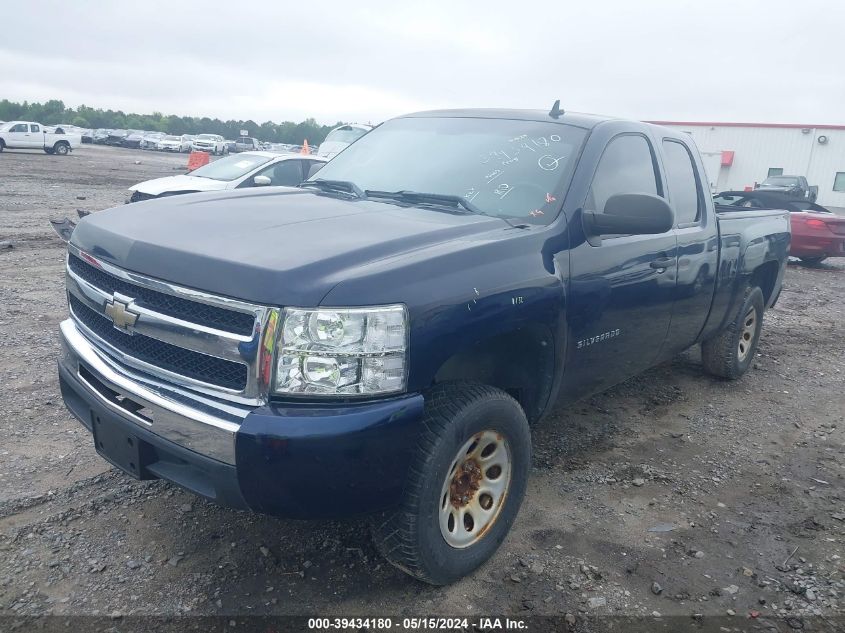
top-left (715, 191), bottom-right (845, 264)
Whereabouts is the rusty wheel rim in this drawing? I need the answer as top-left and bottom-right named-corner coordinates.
top-left (737, 306), bottom-right (757, 362)
top-left (438, 430), bottom-right (511, 549)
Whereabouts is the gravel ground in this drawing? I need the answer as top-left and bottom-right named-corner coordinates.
top-left (0, 145), bottom-right (843, 630)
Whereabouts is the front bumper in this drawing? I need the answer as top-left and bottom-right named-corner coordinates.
top-left (58, 319), bottom-right (424, 517)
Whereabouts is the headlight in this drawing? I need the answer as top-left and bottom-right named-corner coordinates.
top-left (274, 305), bottom-right (407, 396)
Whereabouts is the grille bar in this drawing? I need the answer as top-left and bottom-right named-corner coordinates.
top-left (69, 295), bottom-right (248, 391)
top-left (68, 254), bottom-right (255, 336)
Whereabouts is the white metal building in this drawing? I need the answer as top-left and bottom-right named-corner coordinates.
top-left (647, 121), bottom-right (845, 209)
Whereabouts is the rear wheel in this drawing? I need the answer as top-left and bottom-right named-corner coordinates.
top-left (54, 142), bottom-right (69, 156)
top-left (371, 383), bottom-right (531, 585)
top-left (701, 286), bottom-right (764, 379)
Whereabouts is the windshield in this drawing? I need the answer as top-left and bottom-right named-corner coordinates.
top-left (164, 135), bottom-right (180, 141)
top-left (197, 134), bottom-right (218, 141)
top-left (763, 176), bottom-right (799, 186)
top-left (324, 126), bottom-right (369, 144)
top-left (189, 154), bottom-right (272, 181)
top-left (311, 117), bottom-right (587, 222)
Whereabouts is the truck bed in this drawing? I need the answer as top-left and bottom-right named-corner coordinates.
top-left (701, 206), bottom-right (790, 341)
top-left (715, 204), bottom-right (790, 218)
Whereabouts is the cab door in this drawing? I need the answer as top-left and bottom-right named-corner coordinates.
top-left (27, 124), bottom-right (43, 148)
top-left (560, 132), bottom-right (677, 399)
top-left (658, 137), bottom-right (718, 355)
top-left (5, 123), bottom-right (31, 148)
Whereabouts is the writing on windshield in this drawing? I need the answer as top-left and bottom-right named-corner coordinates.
top-left (310, 117), bottom-right (587, 222)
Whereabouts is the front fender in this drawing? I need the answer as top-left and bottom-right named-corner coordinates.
top-left (319, 227), bottom-right (567, 420)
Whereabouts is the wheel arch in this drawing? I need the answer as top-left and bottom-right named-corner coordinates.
top-left (432, 323), bottom-right (556, 424)
top-left (748, 259), bottom-right (780, 306)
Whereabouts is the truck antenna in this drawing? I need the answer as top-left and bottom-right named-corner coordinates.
top-left (549, 100), bottom-right (564, 119)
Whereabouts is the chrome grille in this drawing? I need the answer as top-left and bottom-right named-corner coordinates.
top-left (69, 295), bottom-right (248, 391)
top-left (65, 244), bottom-right (277, 405)
top-left (69, 254), bottom-right (254, 335)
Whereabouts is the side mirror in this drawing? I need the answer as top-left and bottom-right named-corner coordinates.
top-left (253, 175), bottom-right (272, 186)
top-left (582, 193), bottom-right (674, 244)
top-left (306, 163), bottom-right (324, 179)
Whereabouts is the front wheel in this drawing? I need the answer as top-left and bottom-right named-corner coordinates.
top-left (371, 383), bottom-right (531, 585)
top-left (701, 286), bottom-right (764, 379)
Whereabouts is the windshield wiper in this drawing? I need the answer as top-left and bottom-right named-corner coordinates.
top-left (299, 179), bottom-right (366, 199)
top-left (365, 190), bottom-right (521, 227)
top-left (365, 190), bottom-right (482, 215)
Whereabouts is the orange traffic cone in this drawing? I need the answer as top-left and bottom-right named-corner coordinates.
top-left (301, 139), bottom-right (310, 155)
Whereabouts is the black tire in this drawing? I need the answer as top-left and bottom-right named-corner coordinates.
top-left (44, 147), bottom-right (55, 155)
top-left (799, 256), bottom-right (826, 265)
top-left (0, 140), bottom-right (5, 152)
top-left (701, 286), bottom-right (764, 379)
top-left (371, 383), bottom-right (531, 585)
top-left (54, 142), bottom-right (69, 156)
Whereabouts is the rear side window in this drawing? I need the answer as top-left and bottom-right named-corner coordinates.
top-left (269, 160), bottom-right (304, 186)
top-left (587, 135), bottom-right (658, 212)
top-left (662, 140), bottom-right (702, 225)
top-left (249, 160), bottom-right (304, 187)
top-left (30, 124), bottom-right (40, 133)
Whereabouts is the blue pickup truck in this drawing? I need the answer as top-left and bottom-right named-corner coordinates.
top-left (59, 105), bottom-right (790, 584)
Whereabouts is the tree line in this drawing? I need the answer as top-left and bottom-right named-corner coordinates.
top-left (0, 99), bottom-right (344, 144)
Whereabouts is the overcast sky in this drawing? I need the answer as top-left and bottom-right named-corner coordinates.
top-left (3, 0), bottom-right (844, 126)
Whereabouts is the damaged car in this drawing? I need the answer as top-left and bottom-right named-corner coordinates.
top-left (126, 151), bottom-right (326, 202)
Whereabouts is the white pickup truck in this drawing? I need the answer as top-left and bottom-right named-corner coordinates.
top-left (0, 121), bottom-right (82, 155)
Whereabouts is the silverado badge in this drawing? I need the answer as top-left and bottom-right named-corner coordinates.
top-left (104, 297), bottom-right (139, 332)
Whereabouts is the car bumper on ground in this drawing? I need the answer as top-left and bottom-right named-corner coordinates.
top-left (58, 319), bottom-right (424, 518)
top-left (791, 234), bottom-right (845, 258)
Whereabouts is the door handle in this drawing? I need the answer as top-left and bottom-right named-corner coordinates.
top-left (650, 257), bottom-right (675, 270)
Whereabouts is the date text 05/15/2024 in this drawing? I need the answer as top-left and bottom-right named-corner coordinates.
top-left (307, 617), bottom-right (528, 630)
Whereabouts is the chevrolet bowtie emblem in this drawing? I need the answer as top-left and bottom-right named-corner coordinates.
top-left (104, 297), bottom-right (139, 331)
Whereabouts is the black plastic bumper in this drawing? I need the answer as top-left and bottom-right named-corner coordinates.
top-left (60, 361), bottom-right (249, 509)
top-left (59, 359), bottom-right (425, 518)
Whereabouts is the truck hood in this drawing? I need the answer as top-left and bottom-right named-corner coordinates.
top-left (69, 188), bottom-right (508, 306)
top-left (130, 175), bottom-right (229, 195)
